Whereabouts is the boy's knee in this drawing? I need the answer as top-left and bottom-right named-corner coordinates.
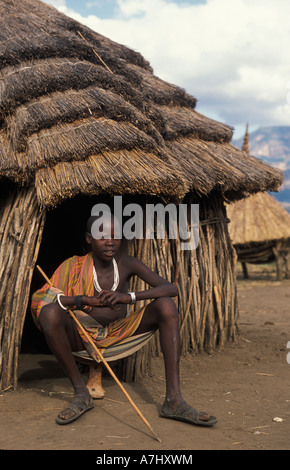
top-left (154, 297), bottom-right (178, 320)
top-left (39, 303), bottom-right (63, 332)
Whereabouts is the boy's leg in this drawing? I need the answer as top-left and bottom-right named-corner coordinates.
top-left (134, 297), bottom-right (183, 406)
top-left (39, 303), bottom-right (93, 421)
top-left (134, 297), bottom-right (217, 425)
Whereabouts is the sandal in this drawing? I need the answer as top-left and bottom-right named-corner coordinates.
top-left (160, 402), bottom-right (218, 427)
top-left (56, 394), bottom-right (94, 425)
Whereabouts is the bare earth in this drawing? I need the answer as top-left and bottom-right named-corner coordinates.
top-left (1, 266), bottom-right (289, 452)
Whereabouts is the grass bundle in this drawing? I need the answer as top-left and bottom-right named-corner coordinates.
top-left (227, 192), bottom-right (290, 245)
top-left (166, 137), bottom-right (283, 199)
top-left (7, 86), bottom-right (163, 153)
top-left (35, 149), bottom-right (187, 207)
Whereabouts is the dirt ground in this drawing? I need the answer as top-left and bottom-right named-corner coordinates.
top-left (1, 264), bottom-right (289, 452)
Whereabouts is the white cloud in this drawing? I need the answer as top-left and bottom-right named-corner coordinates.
top-left (46, 0), bottom-right (290, 138)
top-left (46, 0), bottom-right (66, 7)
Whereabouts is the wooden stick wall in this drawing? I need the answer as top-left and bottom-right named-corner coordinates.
top-left (0, 187), bottom-right (45, 391)
top-left (0, 190), bottom-right (238, 389)
top-left (121, 195), bottom-right (238, 381)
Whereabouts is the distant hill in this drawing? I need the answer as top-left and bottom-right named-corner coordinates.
top-left (233, 126), bottom-right (290, 212)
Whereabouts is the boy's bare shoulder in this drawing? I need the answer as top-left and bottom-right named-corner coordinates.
top-left (118, 253), bottom-right (143, 271)
top-left (118, 253), bottom-right (139, 265)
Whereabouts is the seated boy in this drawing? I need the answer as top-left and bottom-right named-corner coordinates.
top-left (31, 213), bottom-right (217, 427)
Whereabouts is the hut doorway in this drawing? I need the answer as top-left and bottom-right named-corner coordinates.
top-left (20, 193), bottom-right (134, 355)
top-left (21, 195), bottom-right (97, 355)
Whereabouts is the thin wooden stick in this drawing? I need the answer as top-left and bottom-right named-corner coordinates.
top-left (77, 31), bottom-right (113, 74)
top-left (36, 265), bottom-right (161, 443)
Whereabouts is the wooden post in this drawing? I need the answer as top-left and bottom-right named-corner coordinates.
top-left (273, 241), bottom-right (284, 281)
top-left (242, 262), bottom-right (249, 279)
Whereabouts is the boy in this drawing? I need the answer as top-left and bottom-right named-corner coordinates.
top-left (31, 213), bottom-right (217, 427)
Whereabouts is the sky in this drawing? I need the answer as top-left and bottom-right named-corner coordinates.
top-left (43, 0), bottom-right (290, 140)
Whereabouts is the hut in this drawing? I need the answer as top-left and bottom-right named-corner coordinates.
top-left (0, 0), bottom-right (283, 392)
top-left (227, 126), bottom-right (290, 280)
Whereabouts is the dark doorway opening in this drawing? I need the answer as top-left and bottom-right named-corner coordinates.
top-left (21, 194), bottom-right (101, 353)
top-left (20, 192), bottom-right (146, 353)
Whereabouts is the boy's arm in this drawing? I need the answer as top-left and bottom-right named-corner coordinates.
top-left (128, 256), bottom-right (178, 301)
top-left (97, 256), bottom-right (178, 306)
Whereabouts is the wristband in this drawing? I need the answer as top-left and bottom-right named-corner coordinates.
top-left (57, 293), bottom-right (68, 311)
top-left (128, 292), bottom-right (136, 304)
top-left (75, 295), bottom-right (83, 310)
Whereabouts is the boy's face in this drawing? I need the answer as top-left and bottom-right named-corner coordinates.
top-left (86, 215), bottom-right (121, 261)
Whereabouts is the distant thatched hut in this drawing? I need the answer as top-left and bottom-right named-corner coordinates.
top-left (227, 192), bottom-right (290, 279)
top-left (227, 127), bottom-right (290, 280)
top-left (0, 0), bottom-right (283, 391)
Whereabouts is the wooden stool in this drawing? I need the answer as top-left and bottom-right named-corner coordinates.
top-left (86, 363), bottom-right (105, 399)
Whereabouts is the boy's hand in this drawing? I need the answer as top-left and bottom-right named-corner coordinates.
top-left (82, 293), bottom-right (127, 310)
top-left (82, 295), bottom-right (106, 308)
top-left (97, 290), bottom-right (131, 306)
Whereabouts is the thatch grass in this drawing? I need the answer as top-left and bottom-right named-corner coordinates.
top-left (6, 86), bottom-right (163, 153)
top-left (0, 58), bottom-right (146, 117)
top-left (35, 149), bottom-right (187, 207)
top-left (227, 192), bottom-right (290, 244)
top-left (166, 137), bottom-right (283, 198)
top-left (0, 0), bottom-right (283, 207)
top-left (0, 1), bottom-right (152, 73)
top-left (27, 117), bottom-right (159, 167)
top-left (157, 106), bottom-right (233, 142)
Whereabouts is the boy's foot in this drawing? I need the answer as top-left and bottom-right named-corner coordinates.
top-left (160, 401), bottom-right (218, 427)
top-left (56, 393), bottom-right (94, 425)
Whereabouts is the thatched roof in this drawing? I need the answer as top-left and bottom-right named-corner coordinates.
top-left (227, 126), bottom-right (290, 245)
top-left (0, 0), bottom-right (283, 207)
top-left (227, 192), bottom-right (290, 245)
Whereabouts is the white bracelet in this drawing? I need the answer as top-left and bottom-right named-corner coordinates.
top-left (57, 293), bottom-right (68, 311)
top-left (128, 292), bottom-right (136, 304)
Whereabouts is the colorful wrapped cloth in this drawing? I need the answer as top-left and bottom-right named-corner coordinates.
top-left (31, 253), bottom-right (154, 361)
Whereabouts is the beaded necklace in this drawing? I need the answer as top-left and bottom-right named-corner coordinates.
top-left (93, 258), bottom-right (119, 292)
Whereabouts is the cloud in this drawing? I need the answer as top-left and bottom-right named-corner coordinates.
top-left (45, 0), bottom-right (290, 137)
top-left (47, 0), bottom-right (66, 6)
